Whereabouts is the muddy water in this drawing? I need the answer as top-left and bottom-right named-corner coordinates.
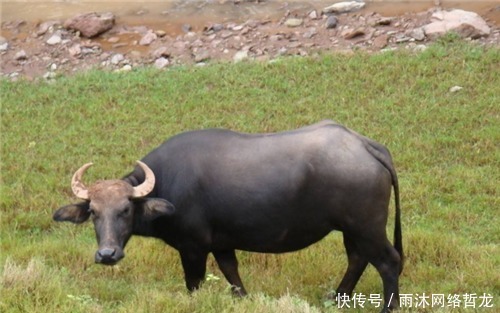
top-left (2, 1), bottom-right (499, 33)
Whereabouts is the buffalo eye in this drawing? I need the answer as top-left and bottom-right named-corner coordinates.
top-left (88, 206), bottom-right (98, 219)
top-left (120, 207), bottom-right (131, 217)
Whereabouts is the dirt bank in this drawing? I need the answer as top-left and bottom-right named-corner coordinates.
top-left (1, 2), bottom-right (499, 80)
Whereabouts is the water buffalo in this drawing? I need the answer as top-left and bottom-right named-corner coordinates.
top-left (54, 120), bottom-right (403, 312)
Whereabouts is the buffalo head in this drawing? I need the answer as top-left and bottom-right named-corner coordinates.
top-left (53, 161), bottom-right (174, 265)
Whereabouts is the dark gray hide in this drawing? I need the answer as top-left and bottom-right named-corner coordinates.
top-left (54, 120), bottom-right (403, 312)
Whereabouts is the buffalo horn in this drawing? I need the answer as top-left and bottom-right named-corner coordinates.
top-left (71, 162), bottom-right (93, 200)
top-left (131, 161), bottom-right (155, 198)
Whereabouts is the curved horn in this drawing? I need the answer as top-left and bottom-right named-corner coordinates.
top-left (132, 161), bottom-right (155, 198)
top-left (71, 163), bottom-right (93, 200)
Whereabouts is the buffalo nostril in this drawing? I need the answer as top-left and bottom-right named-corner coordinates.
top-left (98, 248), bottom-right (116, 258)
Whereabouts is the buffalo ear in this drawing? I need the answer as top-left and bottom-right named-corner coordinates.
top-left (53, 202), bottom-right (91, 224)
top-left (133, 198), bottom-right (175, 221)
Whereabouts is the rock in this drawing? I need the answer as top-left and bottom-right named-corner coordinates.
top-left (220, 30), bottom-right (233, 39)
top-left (107, 36), bottom-right (120, 43)
top-left (325, 16), bottom-right (338, 29)
top-left (423, 9), bottom-right (490, 39)
top-left (193, 49), bottom-right (210, 63)
top-left (449, 86), bottom-right (463, 93)
top-left (205, 24), bottom-right (224, 33)
top-left (46, 34), bottom-right (62, 45)
top-left (409, 28), bottom-right (426, 41)
top-left (372, 34), bottom-right (389, 49)
top-left (68, 44), bottom-right (82, 57)
top-left (110, 53), bottom-right (124, 65)
top-left (43, 71), bottom-right (57, 80)
top-left (154, 57), bottom-right (169, 69)
top-left (231, 24), bottom-right (244, 31)
top-left (269, 34), bottom-right (283, 42)
top-left (14, 50), bottom-right (27, 60)
top-left (155, 30), bottom-right (166, 37)
top-left (374, 17), bottom-right (394, 26)
top-left (118, 64), bottom-right (132, 72)
top-left (323, 1), bottom-right (366, 14)
top-left (394, 34), bottom-right (411, 43)
top-left (64, 12), bottom-right (115, 38)
top-left (50, 63), bottom-right (57, 71)
top-left (0, 39), bottom-right (8, 52)
top-left (285, 18), bottom-right (303, 28)
top-left (343, 27), bottom-right (366, 39)
top-left (308, 10), bottom-right (319, 20)
top-left (36, 21), bottom-right (60, 36)
top-left (182, 24), bottom-right (192, 33)
top-left (152, 46), bottom-right (170, 59)
top-left (303, 28), bottom-right (318, 39)
top-left (413, 44), bottom-right (427, 52)
top-left (139, 31), bottom-right (157, 46)
top-left (233, 50), bottom-right (248, 62)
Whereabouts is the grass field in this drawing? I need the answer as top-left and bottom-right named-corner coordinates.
top-left (1, 37), bottom-right (499, 312)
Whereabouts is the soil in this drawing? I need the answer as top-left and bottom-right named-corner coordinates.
top-left (1, 1), bottom-right (499, 80)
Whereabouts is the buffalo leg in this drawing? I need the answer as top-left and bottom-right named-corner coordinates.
top-left (358, 237), bottom-right (401, 313)
top-left (336, 233), bottom-right (368, 297)
top-left (213, 250), bottom-right (247, 296)
top-left (180, 250), bottom-right (209, 292)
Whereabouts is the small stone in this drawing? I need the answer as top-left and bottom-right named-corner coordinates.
top-left (343, 27), bottom-right (366, 39)
top-left (50, 63), bottom-right (57, 71)
top-left (211, 24), bottom-right (224, 32)
top-left (413, 44), bottom-right (427, 52)
top-left (14, 50), bottom-right (27, 60)
top-left (0, 42), bottom-right (9, 52)
top-left (409, 28), bottom-right (426, 41)
top-left (155, 30), bottom-right (166, 37)
top-left (220, 30), bottom-right (233, 39)
top-left (308, 10), bottom-right (319, 20)
top-left (152, 46), bottom-right (170, 59)
top-left (182, 24), bottom-right (192, 33)
top-left (194, 49), bottom-right (210, 63)
top-left (232, 25), bottom-right (244, 31)
top-left (46, 34), bottom-right (62, 45)
top-left (154, 57), bottom-right (169, 69)
top-left (325, 16), bottom-right (338, 29)
top-left (449, 86), bottom-right (463, 93)
top-left (372, 34), bottom-right (389, 49)
top-left (68, 44), bottom-right (82, 57)
top-left (36, 21), bottom-right (60, 36)
top-left (285, 18), bottom-right (303, 28)
top-left (375, 17), bottom-right (394, 26)
top-left (269, 34), bottom-right (283, 42)
top-left (107, 36), bottom-right (120, 43)
top-left (119, 64), bottom-right (132, 72)
top-left (111, 53), bottom-right (124, 65)
top-left (139, 31), bottom-right (157, 46)
top-left (43, 71), bottom-right (57, 79)
top-left (323, 1), bottom-right (365, 14)
top-left (233, 50), bottom-right (248, 62)
top-left (303, 28), bottom-right (317, 39)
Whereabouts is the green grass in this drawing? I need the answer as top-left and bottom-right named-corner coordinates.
top-left (1, 38), bottom-right (499, 312)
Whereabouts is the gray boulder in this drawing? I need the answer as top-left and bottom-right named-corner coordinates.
top-left (64, 12), bottom-right (115, 38)
top-left (323, 1), bottom-right (365, 14)
top-left (423, 9), bottom-right (490, 39)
